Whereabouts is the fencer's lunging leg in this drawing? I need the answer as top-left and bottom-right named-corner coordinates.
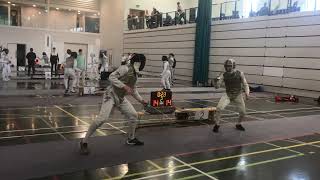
top-left (83, 96), bottom-right (114, 143)
top-left (118, 98), bottom-right (138, 140)
top-left (214, 94), bottom-right (230, 126)
top-left (234, 94), bottom-right (246, 130)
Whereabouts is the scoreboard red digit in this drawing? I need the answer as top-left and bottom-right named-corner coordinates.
top-left (151, 91), bottom-right (172, 107)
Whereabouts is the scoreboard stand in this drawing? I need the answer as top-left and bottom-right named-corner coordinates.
top-left (144, 90), bottom-right (176, 114)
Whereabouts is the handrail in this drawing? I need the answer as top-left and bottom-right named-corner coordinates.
top-left (125, 7), bottom-right (198, 31)
top-left (124, 0), bottom-right (315, 31)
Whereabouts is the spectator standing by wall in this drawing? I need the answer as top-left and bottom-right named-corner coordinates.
top-left (76, 49), bottom-right (86, 87)
top-left (50, 47), bottom-right (59, 76)
top-left (177, 2), bottom-right (186, 24)
top-left (168, 53), bottom-right (176, 85)
top-left (26, 48), bottom-right (36, 76)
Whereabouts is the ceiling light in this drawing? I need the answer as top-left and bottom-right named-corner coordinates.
top-left (78, 10), bottom-right (80, 13)
top-left (56, 7), bottom-right (59, 10)
top-left (12, 4), bottom-right (15, 6)
top-left (33, 4), bottom-right (36, 7)
top-left (8, 2), bottom-right (11, 4)
top-left (38, 11), bottom-right (41, 14)
top-left (78, 12), bottom-right (80, 15)
top-left (45, 9), bottom-right (48, 13)
top-left (94, 14), bottom-right (97, 16)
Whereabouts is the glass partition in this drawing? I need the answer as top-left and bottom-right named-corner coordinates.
top-left (0, 2), bottom-right (100, 33)
top-left (21, 5), bottom-right (48, 29)
top-left (0, 4), bottom-right (9, 25)
top-left (221, 1), bottom-right (238, 19)
top-left (212, 4), bottom-right (221, 20)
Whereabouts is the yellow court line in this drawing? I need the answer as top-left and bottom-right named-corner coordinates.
top-left (176, 154), bottom-right (304, 180)
top-left (146, 160), bottom-right (164, 170)
top-left (106, 123), bottom-right (127, 134)
top-left (106, 139), bottom-right (320, 180)
top-left (286, 138), bottom-right (320, 148)
top-left (54, 105), bottom-right (106, 135)
top-left (172, 156), bottom-right (218, 180)
top-left (264, 142), bottom-right (304, 155)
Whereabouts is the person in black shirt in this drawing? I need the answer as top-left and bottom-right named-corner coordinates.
top-left (26, 48), bottom-right (36, 76)
top-left (50, 47), bottom-right (59, 76)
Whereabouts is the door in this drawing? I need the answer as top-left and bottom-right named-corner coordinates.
top-left (17, 44), bottom-right (26, 68)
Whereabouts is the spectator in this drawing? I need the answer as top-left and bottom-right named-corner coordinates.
top-left (168, 53), bottom-right (176, 85)
top-left (258, 3), bottom-right (269, 16)
top-left (132, 15), bottom-right (138, 30)
top-left (50, 47), bottom-right (59, 76)
top-left (26, 48), bottom-right (36, 76)
top-left (151, 8), bottom-right (160, 28)
top-left (127, 14), bottom-right (133, 30)
top-left (145, 11), bottom-right (151, 29)
top-left (41, 52), bottom-right (49, 65)
top-left (76, 49), bottom-right (86, 87)
top-left (177, 2), bottom-right (186, 24)
top-left (164, 13), bottom-right (173, 26)
top-left (63, 51), bottom-right (77, 94)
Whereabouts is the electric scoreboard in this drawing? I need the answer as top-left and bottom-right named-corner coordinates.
top-left (150, 90), bottom-right (172, 107)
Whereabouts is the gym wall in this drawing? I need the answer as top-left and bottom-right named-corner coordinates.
top-left (0, 25), bottom-right (100, 66)
top-left (210, 11), bottom-right (320, 97)
top-left (123, 24), bottom-right (196, 82)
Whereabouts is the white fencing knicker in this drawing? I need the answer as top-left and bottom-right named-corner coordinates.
top-left (64, 68), bottom-right (76, 91)
top-left (83, 91), bottom-right (138, 143)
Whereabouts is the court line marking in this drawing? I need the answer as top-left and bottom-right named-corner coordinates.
top-left (130, 168), bottom-right (193, 180)
top-left (286, 138), bottom-right (320, 148)
top-left (0, 130), bottom-right (88, 139)
top-left (0, 126), bottom-right (136, 140)
top-left (39, 117), bottom-right (67, 140)
top-left (0, 116), bottom-right (178, 134)
top-left (0, 99), bottom-right (219, 111)
top-left (203, 99), bottom-right (320, 114)
top-left (175, 154), bottom-right (304, 180)
top-left (54, 105), bottom-right (106, 135)
top-left (107, 123), bottom-right (126, 134)
top-left (146, 160), bottom-right (163, 170)
top-left (172, 156), bottom-right (219, 180)
top-left (246, 107), bottom-right (287, 119)
top-left (106, 138), bottom-right (318, 180)
top-left (264, 142), bottom-right (303, 155)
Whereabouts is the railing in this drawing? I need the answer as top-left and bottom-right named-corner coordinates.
top-left (124, 0), bottom-right (319, 31)
top-left (212, 0), bottom-right (317, 21)
top-left (124, 7), bottom-right (198, 31)
top-left (0, 3), bottom-right (100, 33)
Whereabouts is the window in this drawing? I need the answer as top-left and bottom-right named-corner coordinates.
top-left (85, 17), bottom-right (100, 33)
top-left (0, 5), bottom-right (8, 25)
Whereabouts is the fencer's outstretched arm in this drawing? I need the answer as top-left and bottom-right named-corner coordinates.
top-left (240, 72), bottom-right (250, 95)
top-left (132, 86), bottom-right (144, 103)
top-left (214, 73), bottom-right (224, 89)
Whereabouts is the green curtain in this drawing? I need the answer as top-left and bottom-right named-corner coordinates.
top-left (193, 0), bottom-right (212, 86)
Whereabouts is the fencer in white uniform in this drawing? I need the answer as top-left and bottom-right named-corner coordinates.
top-left (80, 55), bottom-right (147, 155)
top-left (1, 49), bottom-right (11, 81)
top-left (99, 52), bottom-right (109, 73)
top-left (63, 52), bottom-right (77, 93)
top-left (161, 56), bottom-right (171, 90)
top-left (213, 59), bottom-right (250, 132)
